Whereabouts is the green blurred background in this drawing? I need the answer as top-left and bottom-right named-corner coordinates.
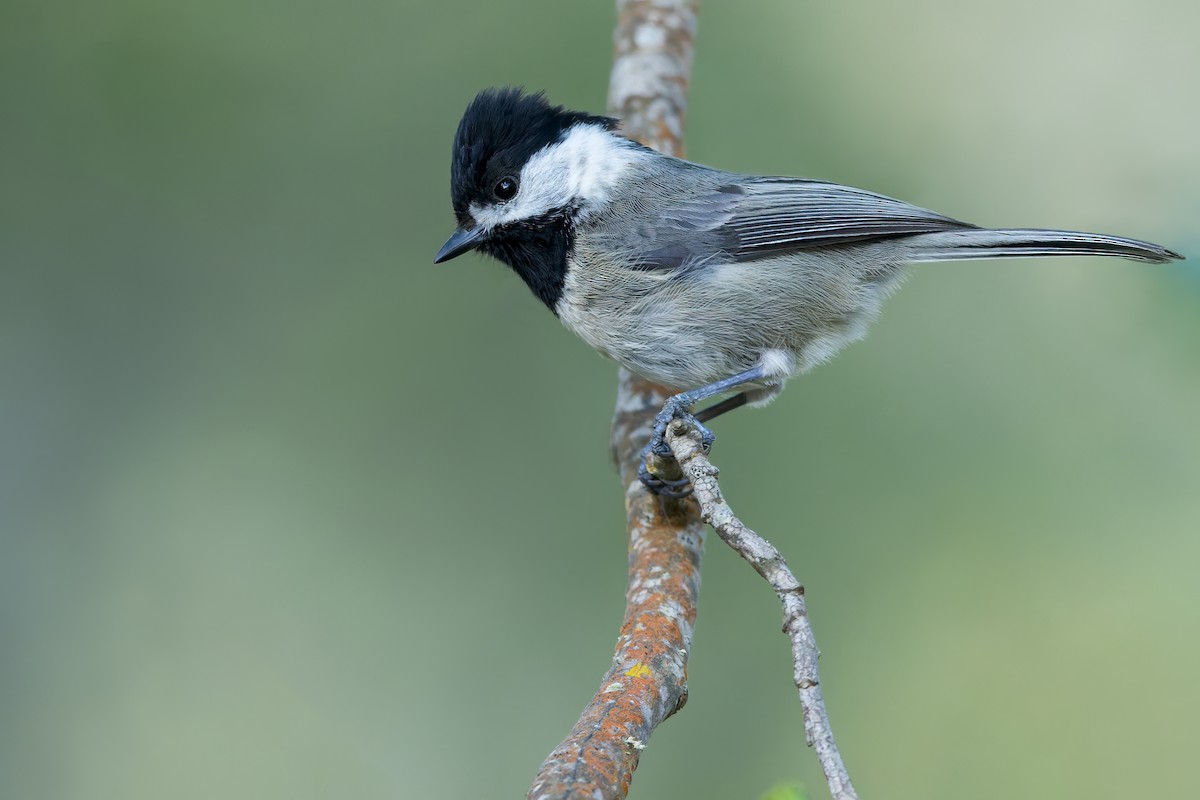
top-left (2, 1), bottom-right (1198, 798)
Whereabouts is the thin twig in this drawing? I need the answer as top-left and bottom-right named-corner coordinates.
top-left (526, 3), bottom-right (700, 799)
top-left (665, 419), bottom-right (860, 800)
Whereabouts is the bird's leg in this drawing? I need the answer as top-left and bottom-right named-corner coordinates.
top-left (694, 391), bottom-right (749, 423)
top-left (648, 368), bottom-right (766, 458)
top-left (639, 367), bottom-right (767, 496)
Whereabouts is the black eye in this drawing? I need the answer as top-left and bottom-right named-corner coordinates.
top-left (493, 177), bottom-right (518, 201)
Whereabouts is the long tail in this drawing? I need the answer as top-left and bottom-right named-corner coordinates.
top-left (903, 228), bottom-right (1183, 264)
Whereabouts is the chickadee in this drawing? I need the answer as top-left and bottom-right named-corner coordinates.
top-left (435, 88), bottom-right (1182, 495)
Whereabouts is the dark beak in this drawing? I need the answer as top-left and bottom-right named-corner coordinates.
top-left (434, 226), bottom-right (484, 264)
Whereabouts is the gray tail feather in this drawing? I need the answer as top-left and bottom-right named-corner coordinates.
top-left (904, 228), bottom-right (1183, 264)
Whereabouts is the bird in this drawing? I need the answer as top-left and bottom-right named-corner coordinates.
top-left (435, 88), bottom-right (1183, 495)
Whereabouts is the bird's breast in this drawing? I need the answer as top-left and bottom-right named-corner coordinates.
top-left (555, 248), bottom-right (740, 389)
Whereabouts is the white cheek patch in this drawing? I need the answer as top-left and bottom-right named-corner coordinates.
top-left (469, 124), bottom-right (640, 231)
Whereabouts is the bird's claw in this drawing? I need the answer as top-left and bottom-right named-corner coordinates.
top-left (637, 396), bottom-right (717, 496)
top-left (650, 398), bottom-right (715, 457)
top-left (637, 452), bottom-right (693, 498)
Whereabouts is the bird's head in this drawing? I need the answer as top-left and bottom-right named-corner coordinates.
top-left (435, 88), bottom-right (634, 266)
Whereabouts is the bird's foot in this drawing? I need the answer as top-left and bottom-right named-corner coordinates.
top-left (637, 450), bottom-right (693, 498)
top-left (637, 395), bottom-right (716, 496)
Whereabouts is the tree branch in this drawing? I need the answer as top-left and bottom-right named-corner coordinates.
top-left (526, 3), bottom-right (700, 799)
top-left (665, 420), bottom-right (860, 800)
top-left (529, 2), bottom-right (859, 798)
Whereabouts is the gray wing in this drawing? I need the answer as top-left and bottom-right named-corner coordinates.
top-left (633, 176), bottom-right (978, 270)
